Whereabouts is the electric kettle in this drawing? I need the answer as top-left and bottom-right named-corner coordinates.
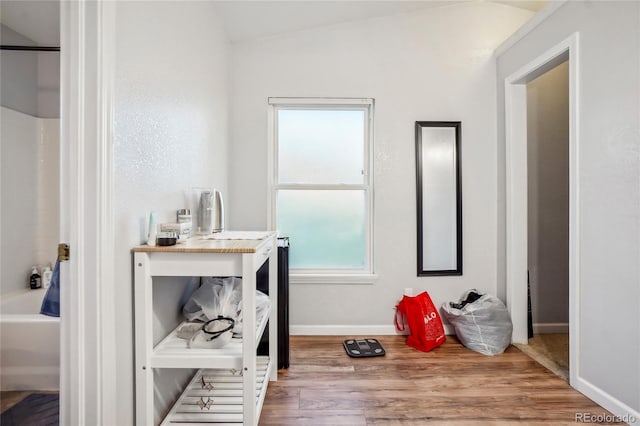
top-left (197, 189), bottom-right (224, 234)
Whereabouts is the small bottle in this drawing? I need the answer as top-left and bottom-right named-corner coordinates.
top-left (147, 211), bottom-right (158, 246)
top-left (177, 208), bottom-right (192, 224)
top-left (42, 265), bottom-right (53, 288)
top-left (177, 209), bottom-right (192, 238)
top-left (29, 266), bottom-right (42, 289)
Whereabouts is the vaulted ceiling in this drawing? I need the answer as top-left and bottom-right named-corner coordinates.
top-left (0, 0), bottom-right (547, 46)
top-left (215, 1), bottom-right (547, 43)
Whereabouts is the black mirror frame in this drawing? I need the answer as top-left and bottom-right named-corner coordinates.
top-left (415, 121), bottom-right (463, 276)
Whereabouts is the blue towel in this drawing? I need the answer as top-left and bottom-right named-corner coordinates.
top-left (40, 261), bottom-right (60, 317)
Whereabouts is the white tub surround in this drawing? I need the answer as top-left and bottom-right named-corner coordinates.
top-left (0, 288), bottom-right (60, 391)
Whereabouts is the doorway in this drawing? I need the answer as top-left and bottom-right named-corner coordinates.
top-left (504, 33), bottom-right (579, 386)
top-left (0, 7), bottom-right (61, 411)
top-left (517, 60), bottom-right (570, 381)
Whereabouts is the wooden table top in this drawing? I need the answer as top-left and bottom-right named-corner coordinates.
top-left (132, 231), bottom-right (276, 254)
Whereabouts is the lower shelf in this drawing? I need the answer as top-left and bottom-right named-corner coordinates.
top-left (160, 356), bottom-right (271, 425)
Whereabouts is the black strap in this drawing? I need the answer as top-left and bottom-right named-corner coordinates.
top-left (202, 316), bottom-right (235, 341)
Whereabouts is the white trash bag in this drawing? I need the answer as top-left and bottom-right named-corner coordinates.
top-left (182, 276), bottom-right (271, 340)
top-left (189, 316), bottom-right (235, 349)
top-left (183, 277), bottom-right (243, 323)
top-left (233, 290), bottom-right (270, 336)
top-left (441, 289), bottom-right (513, 356)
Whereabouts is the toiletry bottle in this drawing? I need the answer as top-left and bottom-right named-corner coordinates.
top-left (177, 208), bottom-right (192, 224)
top-left (29, 266), bottom-right (42, 289)
top-left (42, 265), bottom-right (53, 288)
top-left (177, 208), bottom-right (192, 237)
top-left (147, 211), bottom-right (158, 246)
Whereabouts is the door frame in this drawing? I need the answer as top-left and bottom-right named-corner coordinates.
top-left (503, 33), bottom-right (579, 384)
top-left (59, 1), bottom-right (116, 424)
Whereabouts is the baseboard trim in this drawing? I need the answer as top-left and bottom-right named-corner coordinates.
top-left (290, 325), bottom-right (399, 336)
top-left (291, 324), bottom-right (568, 338)
top-left (573, 376), bottom-right (640, 424)
top-left (533, 323), bottom-right (569, 334)
top-left (290, 324), bottom-right (456, 336)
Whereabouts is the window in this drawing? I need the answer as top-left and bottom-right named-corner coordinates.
top-left (268, 98), bottom-right (375, 283)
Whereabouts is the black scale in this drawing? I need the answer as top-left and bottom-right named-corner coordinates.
top-left (343, 338), bottom-right (385, 358)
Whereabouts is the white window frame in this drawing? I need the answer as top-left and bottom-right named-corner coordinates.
top-left (267, 97), bottom-right (377, 284)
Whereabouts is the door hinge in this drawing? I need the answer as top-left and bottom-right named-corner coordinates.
top-left (58, 243), bottom-right (70, 262)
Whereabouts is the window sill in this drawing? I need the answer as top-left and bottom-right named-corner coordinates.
top-left (290, 273), bottom-right (378, 285)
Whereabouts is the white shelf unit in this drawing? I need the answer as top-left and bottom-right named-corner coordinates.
top-left (133, 234), bottom-right (278, 426)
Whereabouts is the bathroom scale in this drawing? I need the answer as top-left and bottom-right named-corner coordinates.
top-left (343, 338), bottom-right (385, 358)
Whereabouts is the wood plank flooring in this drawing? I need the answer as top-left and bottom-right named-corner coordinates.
top-left (0, 391), bottom-right (33, 413)
top-left (515, 334), bottom-right (569, 382)
top-left (260, 335), bottom-right (620, 425)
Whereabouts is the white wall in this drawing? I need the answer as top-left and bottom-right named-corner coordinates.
top-left (229, 3), bottom-right (533, 331)
top-left (1, 107), bottom-right (59, 296)
top-left (0, 24), bottom-right (60, 119)
top-left (527, 61), bottom-right (569, 327)
top-left (37, 51), bottom-right (60, 118)
top-left (113, 2), bottom-right (229, 424)
top-left (35, 118), bottom-right (60, 266)
top-left (497, 0), bottom-right (639, 416)
top-left (0, 25), bottom-right (38, 116)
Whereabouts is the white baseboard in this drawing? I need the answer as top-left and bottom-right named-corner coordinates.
top-left (290, 325), bottom-right (398, 336)
top-left (573, 376), bottom-right (640, 425)
top-left (291, 323), bottom-right (568, 337)
top-left (290, 324), bottom-right (456, 336)
top-left (533, 322), bottom-right (569, 334)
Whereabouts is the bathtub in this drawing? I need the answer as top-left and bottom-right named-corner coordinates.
top-left (1, 288), bottom-right (60, 390)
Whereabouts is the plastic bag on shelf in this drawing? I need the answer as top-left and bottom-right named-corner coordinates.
top-left (441, 289), bottom-right (513, 356)
top-left (189, 316), bottom-right (235, 349)
top-left (233, 290), bottom-right (270, 336)
top-left (183, 276), bottom-right (243, 322)
top-left (182, 276), bottom-right (270, 335)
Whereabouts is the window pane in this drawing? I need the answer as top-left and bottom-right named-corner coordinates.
top-left (277, 190), bottom-right (366, 269)
top-left (278, 109), bottom-right (364, 184)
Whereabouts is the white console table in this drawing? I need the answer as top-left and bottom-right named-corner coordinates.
top-left (132, 232), bottom-right (278, 425)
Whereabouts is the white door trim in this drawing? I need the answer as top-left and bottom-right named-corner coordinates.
top-left (60, 1), bottom-right (116, 424)
top-left (503, 33), bottom-right (579, 384)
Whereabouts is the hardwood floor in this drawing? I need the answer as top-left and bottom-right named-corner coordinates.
top-left (260, 335), bottom-right (620, 425)
top-left (0, 391), bottom-right (33, 412)
top-left (515, 334), bottom-right (569, 382)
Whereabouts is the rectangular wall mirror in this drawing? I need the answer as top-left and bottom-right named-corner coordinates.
top-left (415, 121), bottom-right (462, 276)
